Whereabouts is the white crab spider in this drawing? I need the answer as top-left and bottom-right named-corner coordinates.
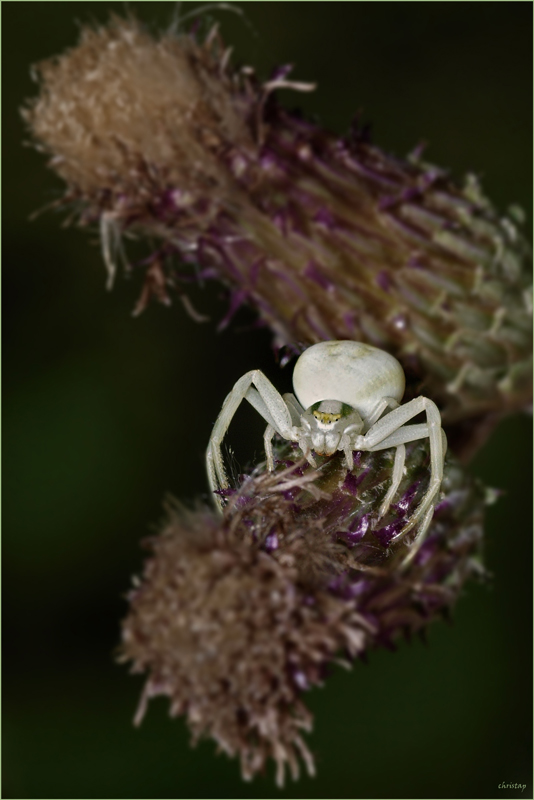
top-left (206, 341), bottom-right (446, 558)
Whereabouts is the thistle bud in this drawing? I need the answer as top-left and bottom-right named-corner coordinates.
top-left (120, 442), bottom-right (485, 785)
top-left (23, 17), bottom-right (532, 457)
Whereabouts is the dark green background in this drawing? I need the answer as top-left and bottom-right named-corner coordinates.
top-left (4, 3), bottom-right (532, 798)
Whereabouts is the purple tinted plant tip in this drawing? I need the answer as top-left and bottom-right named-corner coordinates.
top-left (120, 438), bottom-right (487, 785)
top-left (23, 15), bottom-right (532, 459)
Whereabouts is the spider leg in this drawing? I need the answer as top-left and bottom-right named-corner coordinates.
top-left (366, 424), bottom-right (428, 519)
top-left (342, 437), bottom-right (354, 471)
top-left (247, 390), bottom-right (305, 472)
top-left (378, 444), bottom-right (406, 519)
top-left (206, 370), bottom-right (295, 513)
top-left (398, 504), bottom-right (435, 567)
top-left (284, 394), bottom-right (318, 466)
top-left (282, 392), bottom-right (305, 426)
top-left (339, 396), bottom-right (402, 475)
top-left (355, 397), bottom-right (444, 540)
top-left (263, 423), bottom-right (276, 471)
top-left (362, 396), bottom-right (400, 432)
top-left (245, 387), bottom-right (280, 433)
top-left (366, 425), bottom-right (447, 456)
top-left (366, 423), bottom-right (430, 450)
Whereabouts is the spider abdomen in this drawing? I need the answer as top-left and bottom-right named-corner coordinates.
top-left (293, 340), bottom-right (405, 420)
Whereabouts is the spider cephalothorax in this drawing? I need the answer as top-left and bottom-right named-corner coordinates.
top-left (299, 400), bottom-right (363, 461)
top-left (206, 341), bottom-right (446, 563)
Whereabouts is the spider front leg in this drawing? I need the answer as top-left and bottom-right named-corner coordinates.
top-left (260, 392), bottom-right (312, 471)
top-left (263, 424), bottom-right (276, 471)
top-left (342, 395), bottom-right (401, 471)
top-left (354, 397), bottom-right (445, 540)
top-left (206, 371), bottom-right (297, 513)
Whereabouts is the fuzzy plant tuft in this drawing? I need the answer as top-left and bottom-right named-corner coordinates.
top-left (23, 16), bottom-right (532, 459)
top-left (120, 441), bottom-right (486, 785)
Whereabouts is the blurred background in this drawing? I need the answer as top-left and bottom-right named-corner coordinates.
top-left (4, 3), bottom-right (532, 798)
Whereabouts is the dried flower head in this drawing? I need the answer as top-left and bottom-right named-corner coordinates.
top-left (23, 16), bottom-right (532, 459)
top-left (120, 442), bottom-right (485, 785)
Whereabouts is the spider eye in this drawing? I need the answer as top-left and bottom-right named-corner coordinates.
top-left (312, 410), bottom-right (341, 424)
